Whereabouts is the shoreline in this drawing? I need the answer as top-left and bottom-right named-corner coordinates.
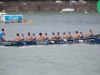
top-left (0, 1), bottom-right (97, 12)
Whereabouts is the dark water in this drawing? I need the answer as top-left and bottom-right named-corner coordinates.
top-left (0, 11), bottom-right (100, 75)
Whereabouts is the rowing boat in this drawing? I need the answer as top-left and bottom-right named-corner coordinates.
top-left (14, 20), bottom-right (33, 24)
top-left (0, 34), bottom-right (100, 46)
top-left (24, 21), bottom-right (33, 24)
top-left (0, 40), bottom-right (52, 46)
top-left (0, 37), bottom-right (100, 46)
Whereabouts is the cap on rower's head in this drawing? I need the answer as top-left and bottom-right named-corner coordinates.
top-left (80, 32), bottom-right (82, 33)
top-left (33, 33), bottom-right (35, 36)
top-left (90, 29), bottom-right (92, 31)
top-left (45, 33), bottom-right (47, 35)
top-left (57, 32), bottom-right (59, 34)
top-left (52, 32), bottom-right (55, 35)
top-left (63, 32), bottom-right (66, 34)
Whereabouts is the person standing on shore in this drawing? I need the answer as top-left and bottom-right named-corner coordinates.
top-left (0, 28), bottom-right (5, 41)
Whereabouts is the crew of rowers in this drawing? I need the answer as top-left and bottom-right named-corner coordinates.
top-left (12, 29), bottom-right (93, 42)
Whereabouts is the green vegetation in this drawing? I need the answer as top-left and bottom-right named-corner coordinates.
top-left (0, 0), bottom-right (98, 2)
top-left (97, 0), bottom-right (100, 12)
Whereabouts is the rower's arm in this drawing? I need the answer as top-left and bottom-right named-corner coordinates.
top-left (18, 37), bottom-right (21, 41)
top-left (3, 31), bottom-right (5, 36)
top-left (47, 36), bottom-right (49, 39)
top-left (29, 36), bottom-right (33, 40)
top-left (52, 35), bottom-right (56, 39)
top-left (86, 33), bottom-right (90, 37)
top-left (36, 38), bottom-right (39, 41)
top-left (25, 38), bottom-right (28, 41)
top-left (42, 36), bottom-right (45, 40)
top-left (33, 37), bottom-right (36, 40)
top-left (13, 38), bottom-right (17, 42)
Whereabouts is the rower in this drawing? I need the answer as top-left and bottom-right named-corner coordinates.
top-left (61, 32), bottom-right (68, 40)
top-left (79, 32), bottom-right (84, 40)
top-left (13, 33), bottom-right (21, 42)
top-left (56, 32), bottom-right (60, 40)
top-left (85, 29), bottom-right (93, 39)
top-left (44, 33), bottom-right (49, 41)
top-left (37, 33), bottom-right (45, 42)
top-left (49, 32), bottom-right (56, 41)
top-left (25, 32), bottom-right (33, 41)
top-left (21, 34), bottom-right (25, 41)
top-left (32, 33), bottom-right (36, 41)
top-left (73, 31), bottom-right (80, 40)
top-left (0, 29), bottom-right (5, 41)
top-left (67, 31), bottom-right (73, 40)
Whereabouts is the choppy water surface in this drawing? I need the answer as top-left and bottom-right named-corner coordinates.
top-left (0, 11), bottom-right (100, 75)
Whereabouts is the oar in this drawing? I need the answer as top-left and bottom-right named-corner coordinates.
top-left (93, 34), bottom-right (100, 37)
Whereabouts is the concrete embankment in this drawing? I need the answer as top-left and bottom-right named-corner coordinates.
top-left (0, 1), bottom-right (97, 12)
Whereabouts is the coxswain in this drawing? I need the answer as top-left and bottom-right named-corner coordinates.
top-left (0, 29), bottom-right (5, 41)
top-left (13, 33), bottom-right (21, 42)
top-left (73, 31), bottom-right (80, 40)
top-left (25, 32), bottom-right (33, 41)
top-left (49, 32), bottom-right (56, 41)
top-left (37, 33), bottom-right (45, 42)
top-left (85, 29), bottom-right (93, 39)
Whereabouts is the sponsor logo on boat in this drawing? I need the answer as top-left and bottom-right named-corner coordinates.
top-left (8, 16), bottom-right (18, 20)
